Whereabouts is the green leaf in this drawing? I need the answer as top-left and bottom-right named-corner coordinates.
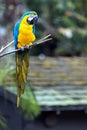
top-left (21, 83), bottom-right (40, 119)
top-left (0, 113), bottom-right (8, 129)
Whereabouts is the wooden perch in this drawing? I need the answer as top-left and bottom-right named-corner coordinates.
top-left (0, 34), bottom-right (52, 58)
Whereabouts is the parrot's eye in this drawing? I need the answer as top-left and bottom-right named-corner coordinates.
top-left (27, 14), bottom-right (38, 24)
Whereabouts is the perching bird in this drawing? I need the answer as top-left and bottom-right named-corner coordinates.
top-left (13, 11), bottom-right (38, 107)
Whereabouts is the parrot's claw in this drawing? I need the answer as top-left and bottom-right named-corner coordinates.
top-left (25, 45), bottom-right (30, 50)
top-left (20, 47), bottom-right (25, 51)
top-left (20, 45), bottom-right (30, 51)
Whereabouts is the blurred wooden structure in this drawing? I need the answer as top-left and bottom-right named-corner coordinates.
top-left (0, 56), bottom-right (87, 110)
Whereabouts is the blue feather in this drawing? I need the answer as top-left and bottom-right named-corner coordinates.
top-left (13, 21), bottom-right (20, 48)
top-left (20, 11), bottom-right (37, 21)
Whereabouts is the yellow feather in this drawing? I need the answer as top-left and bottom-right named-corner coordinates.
top-left (16, 50), bottom-right (29, 106)
top-left (17, 15), bottom-right (35, 48)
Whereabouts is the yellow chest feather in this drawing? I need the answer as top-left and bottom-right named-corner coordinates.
top-left (17, 16), bottom-right (36, 48)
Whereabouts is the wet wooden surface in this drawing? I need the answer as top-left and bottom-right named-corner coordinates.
top-left (1, 56), bottom-right (87, 86)
top-left (1, 56), bottom-right (87, 107)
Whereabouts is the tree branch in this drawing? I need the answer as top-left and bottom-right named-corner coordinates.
top-left (0, 40), bottom-right (14, 53)
top-left (0, 34), bottom-right (52, 58)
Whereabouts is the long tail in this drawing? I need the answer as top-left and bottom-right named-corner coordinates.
top-left (16, 50), bottom-right (29, 107)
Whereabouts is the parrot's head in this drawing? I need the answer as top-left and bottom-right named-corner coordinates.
top-left (20, 11), bottom-right (38, 25)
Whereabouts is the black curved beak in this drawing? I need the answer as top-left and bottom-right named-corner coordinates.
top-left (27, 15), bottom-right (38, 24)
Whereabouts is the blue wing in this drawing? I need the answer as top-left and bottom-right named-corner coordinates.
top-left (13, 21), bottom-right (20, 48)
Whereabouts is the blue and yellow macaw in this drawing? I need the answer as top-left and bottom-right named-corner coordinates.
top-left (13, 11), bottom-right (38, 107)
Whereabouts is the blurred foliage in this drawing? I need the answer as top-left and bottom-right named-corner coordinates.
top-left (23, 0), bottom-right (87, 56)
top-left (0, 56), bottom-right (40, 120)
top-left (0, 0), bottom-right (87, 127)
top-left (0, 0), bottom-right (87, 56)
top-left (21, 84), bottom-right (40, 119)
top-left (0, 113), bottom-right (8, 129)
top-left (0, 57), bottom-right (15, 84)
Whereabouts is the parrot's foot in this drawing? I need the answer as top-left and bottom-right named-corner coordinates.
top-left (20, 46), bottom-right (25, 51)
top-left (25, 45), bottom-right (30, 50)
top-left (20, 44), bottom-right (31, 51)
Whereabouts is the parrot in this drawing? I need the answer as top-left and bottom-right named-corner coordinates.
top-left (13, 11), bottom-right (38, 107)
